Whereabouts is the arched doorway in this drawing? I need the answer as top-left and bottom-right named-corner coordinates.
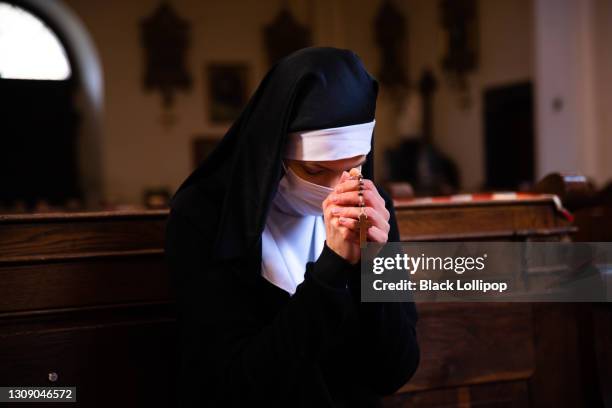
top-left (0, 0), bottom-right (103, 211)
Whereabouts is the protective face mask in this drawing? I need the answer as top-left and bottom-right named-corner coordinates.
top-left (274, 161), bottom-right (335, 216)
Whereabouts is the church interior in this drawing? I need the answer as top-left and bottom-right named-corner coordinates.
top-left (0, 0), bottom-right (610, 406)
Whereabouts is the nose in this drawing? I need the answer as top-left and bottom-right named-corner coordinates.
top-left (327, 172), bottom-right (344, 189)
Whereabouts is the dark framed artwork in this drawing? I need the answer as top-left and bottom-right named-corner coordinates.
top-left (206, 64), bottom-right (249, 123)
top-left (263, 7), bottom-right (312, 67)
top-left (439, 0), bottom-right (479, 89)
top-left (140, 2), bottom-right (192, 108)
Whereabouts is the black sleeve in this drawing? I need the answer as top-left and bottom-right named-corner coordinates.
top-left (165, 209), bottom-right (358, 406)
top-left (346, 185), bottom-right (420, 396)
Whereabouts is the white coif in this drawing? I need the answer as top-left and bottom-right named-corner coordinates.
top-left (284, 120), bottom-right (375, 161)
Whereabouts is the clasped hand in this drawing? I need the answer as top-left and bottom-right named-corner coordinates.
top-left (322, 170), bottom-right (390, 264)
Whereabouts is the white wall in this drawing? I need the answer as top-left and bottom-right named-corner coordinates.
top-left (535, 0), bottom-right (612, 186)
top-left (594, 0), bottom-right (612, 184)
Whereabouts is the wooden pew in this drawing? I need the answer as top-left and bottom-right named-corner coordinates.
top-left (0, 176), bottom-right (606, 407)
top-left (0, 210), bottom-right (175, 406)
top-left (532, 173), bottom-right (612, 408)
top-left (384, 177), bottom-right (609, 408)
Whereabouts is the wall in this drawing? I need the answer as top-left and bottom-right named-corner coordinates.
top-left (64, 0), bottom-right (285, 204)
top-left (594, 0), bottom-right (612, 185)
top-left (535, 0), bottom-right (612, 187)
top-left (63, 0), bottom-right (535, 204)
top-left (351, 0), bottom-right (535, 189)
top-left (534, 0), bottom-right (583, 178)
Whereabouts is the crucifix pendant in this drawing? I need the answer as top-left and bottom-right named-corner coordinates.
top-left (358, 211), bottom-right (371, 249)
top-left (351, 167), bottom-right (370, 249)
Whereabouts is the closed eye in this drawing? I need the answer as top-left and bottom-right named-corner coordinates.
top-left (304, 158), bottom-right (366, 174)
top-left (304, 167), bottom-right (324, 175)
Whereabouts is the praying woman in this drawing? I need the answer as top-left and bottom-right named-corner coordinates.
top-left (164, 47), bottom-right (420, 408)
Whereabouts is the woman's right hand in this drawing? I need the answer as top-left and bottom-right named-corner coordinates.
top-left (322, 171), bottom-right (361, 264)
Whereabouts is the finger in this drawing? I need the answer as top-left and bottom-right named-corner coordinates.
top-left (328, 214), bottom-right (341, 228)
top-left (324, 197), bottom-right (338, 215)
top-left (334, 207), bottom-right (389, 235)
top-left (322, 194), bottom-right (332, 210)
top-left (334, 179), bottom-right (361, 193)
top-left (334, 178), bottom-right (376, 194)
top-left (333, 206), bottom-right (390, 233)
top-left (339, 225), bottom-right (359, 244)
top-left (330, 183), bottom-right (385, 213)
top-left (327, 171), bottom-right (351, 207)
top-left (339, 217), bottom-right (388, 243)
top-left (330, 189), bottom-right (385, 211)
top-left (323, 180), bottom-right (347, 210)
top-left (337, 216), bottom-right (358, 231)
top-left (367, 225), bottom-right (389, 243)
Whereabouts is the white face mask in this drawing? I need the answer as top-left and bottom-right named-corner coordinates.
top-left (274, 161), bottom-right (362, 216)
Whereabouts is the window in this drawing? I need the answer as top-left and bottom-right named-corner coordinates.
top-left (0, 2), bottom-right (71, 80)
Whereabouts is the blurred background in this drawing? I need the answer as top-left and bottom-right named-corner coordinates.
top-left (1, 0), bottom-right (611, 212)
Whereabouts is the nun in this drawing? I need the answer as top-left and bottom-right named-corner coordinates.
top-left (164, 47), bottom-right (419, 407)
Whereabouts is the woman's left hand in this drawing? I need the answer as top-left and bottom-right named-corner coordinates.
top-left (327, 171), bottom-right (391, 244)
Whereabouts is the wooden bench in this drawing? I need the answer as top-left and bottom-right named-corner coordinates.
top-left (0, 177), bottom-right (607, 407)
top-left (385, 191), bottom-right (583, 407)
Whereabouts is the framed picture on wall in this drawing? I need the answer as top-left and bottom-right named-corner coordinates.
top-left (206, 63), bottom-right (249, 123)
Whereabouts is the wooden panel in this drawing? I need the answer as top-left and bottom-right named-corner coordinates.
top-left (400, 303), bottom-right (534, 393)
top-left (394, 201), bottom-right (574, 241)
top-left (0, 210), bottom-right (167, 262)
top-left (0, 254), bottom-right (172, 313)
top-left (0, 305), bottom-right (176, 407)
top-left (530, 303), bottom-right (585, 408)
top-left (383, 380), bottom-right (529, 408)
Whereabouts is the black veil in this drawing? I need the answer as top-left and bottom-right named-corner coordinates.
top-left (169, 47), bottom-right (379, 264)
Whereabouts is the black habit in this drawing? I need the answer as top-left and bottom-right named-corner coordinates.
top-left (164, 47), bottom-right (420, 407)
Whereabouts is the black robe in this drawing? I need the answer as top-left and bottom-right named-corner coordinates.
top-left (164, 182), bottom-right (420, 407)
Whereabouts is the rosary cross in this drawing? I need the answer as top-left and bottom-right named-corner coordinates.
top-left (349, 168), bottom-right (371, 249)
